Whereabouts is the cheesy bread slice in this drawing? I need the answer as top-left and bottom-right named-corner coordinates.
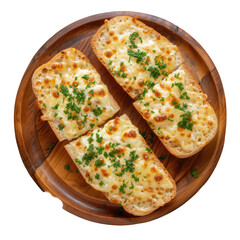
top-left (133, 65), bottom-right (218, 158)
top-left (91, 16), bottom-right (183, 99)
top-left (32, 48), bottom-right (119, 141)
top-left (65, 114), bottom-right (176, 216)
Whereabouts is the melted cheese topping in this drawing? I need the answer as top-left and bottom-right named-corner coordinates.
top-left (134, 66), bottom-right (218, 155)
top-left (97, 16), bottom-right (182, 98)
top-left (69, 114), bottom-right (175, 214)
top-left (33, 48), bottom-right (118, 140)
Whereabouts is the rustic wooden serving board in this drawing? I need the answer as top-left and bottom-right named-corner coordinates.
top-left (14, 11), bottom-right (226, 225)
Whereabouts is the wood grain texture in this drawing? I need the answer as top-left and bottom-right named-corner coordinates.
top-left (14, 11), bottom-right (226, 225)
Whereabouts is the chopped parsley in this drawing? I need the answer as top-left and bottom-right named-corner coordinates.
top-left (60, 85), bottom-right (69, 97)
top-left (52, 103), bottom-right (59, 110)
top-left (180, 92), bottom-right (190, 100)
top-left (119, 180), bottom-right (128, 194)
top-left (87, 136), bottom-right (93, 144)
top-left (95, 159), bottom-right (105, 167)
top-left (96, 146), bottom-right (104, 154)
top-left (159, 96), bottom-right (165, 102)
top-left (103, 152), bottom-right (108, 158)
top-left (166, 116), bottom-right (174, 121)
top-left (173, 101), bottom-right (188, 112)
top-left (131, 174), bottom-right (139, 182)
top-left (127, 49), bottom-right (147, 64)
top-left (140, 131), bottom-right (147, 139)
top-left (42, 103), bottom-right (47, 108)
top-left (93, 106), bottom-right (103, 116)
top-left (85, 81), bottom-right (95, 89)
top-left (148, 66), bottom-right (161, 79)
top-left (174, 73), bottom-right (180, 79)
top-left (75, 158), bottom-right (83, 165)
top-left (99, 181), bottom-right (105, 186)
top-left (81, 74), bottom-right (89, 80)
top-left (177, 111), bottom-right (194, 131)
top-left (129, 32), bottom-right (142, 49)
top-left (95, 173), bottom-right (100, 179)
top-left (155, 57), bottom-right (167, 69)
top-left (121, 72), bottom-right (127, 78)
top-left (172, 82), bottom-right (184, 92)
top-left (82, 151), bottom-right (96, 165)
top-left (96, 133), bottom-right (103, 143)
top-left (88, 177), bottom-right (93, 182)
top-left (64, 164), bottom-right (70, 170)
top-left (72, 88), bottom-right (86, 104)
top-left (159, 154), bottom-right (167, 160)
top-left (144, 80), bottom-right (155, 90)
top-left (47, 143), bottom-right (56, 150)
top-left (146, 147), bottom-right (152, 154)
top-left (129, 182), bottom-right (134, 189)
top-left (191, 169), bottom-right (198, 178)
top-left (58, 124), bottom-right (64, 130)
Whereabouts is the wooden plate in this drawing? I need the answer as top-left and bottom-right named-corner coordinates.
top-left (14, 11), bottom-right (226, 225)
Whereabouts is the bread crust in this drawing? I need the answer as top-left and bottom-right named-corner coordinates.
top-left (91, 16), bottom-right (183, 99)
top-left (65, 114), bottom-right (176, 216)
top-left (133, 65), bottom-right (218, 158)
top-left (32, 48), bottom-right (120, 141)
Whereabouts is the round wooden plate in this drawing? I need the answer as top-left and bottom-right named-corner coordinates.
top-left (14, 11), bottom-right (226, 225)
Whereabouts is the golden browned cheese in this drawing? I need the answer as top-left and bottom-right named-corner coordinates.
top-left (92, 16), bottom-right (183, 99)
top-left (32, 48), bottom-right (119, 140)
top-left (66, 114), bottom-right (176, 215)
top-left (134, 66), bottom-right (218, 156)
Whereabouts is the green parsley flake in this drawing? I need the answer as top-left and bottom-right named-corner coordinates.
top-left (127, 49), bottom-right (147, 64)
top-left (140, 131), bottom-right (147, 139)
top-left (58, 124), bottom-right (64, 130)
top-left (81, 74), bottom-right (89, 80)
top-left (93, 107), bottom-right (103, 116)
top-left (191, 169), bottom-right (198, 178)
top-left (95, 173), bottom-right (100, 179)
top-left (180, 92), bottom-right (190, 100)
top-left (47, 143), bottom-right (56, 150)
top-left (148, 66), bottom-right (161, 79)
top-left (146, 147), bottom-right (152, 154)
top-left (131, 174), bottom-right (139, 182)
top-left (177, 111), bottom-right (194, 131)
top-left (159, 154), bottom-right (167, 160)
top-left (119, 180), bottom-right (128, 194)
top-left (52, 103), bottom-right (59, 110)
top-left (95, 159), bottom-right (105, 167)
top-left (64, 164), bottom-right (70, 170)
top-left (99, 181), bottom-right (105, 186)
top-left (172, 82), bottom-right (184, 92)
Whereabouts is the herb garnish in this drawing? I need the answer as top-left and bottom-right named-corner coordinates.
top-left (119, 180), bottom-right (128, 194)
top-left (81, 74), bottom-right (89, 80)
top-left (93, 106), bottom-right (103, 116)
top-left (58, 124), bottom-right (64, 130)
top-left (191, 169), bottom-right (198, 178)
top-left (127, 49), bottom-right (147, 64)
top-left (177, 111), bottom-right (194, 131)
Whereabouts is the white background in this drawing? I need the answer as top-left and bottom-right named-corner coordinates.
top-left (1, 0), bottom-right (239, 239)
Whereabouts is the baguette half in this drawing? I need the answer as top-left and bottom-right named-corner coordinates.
top-left (65, 114), bottom-right (176, 216)
top-left (133, 65), bottom-right (218, 158)
top-left (91, 16), bottom-right (183, 99)
top-left (32, 48), bottom-right (120, 141)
